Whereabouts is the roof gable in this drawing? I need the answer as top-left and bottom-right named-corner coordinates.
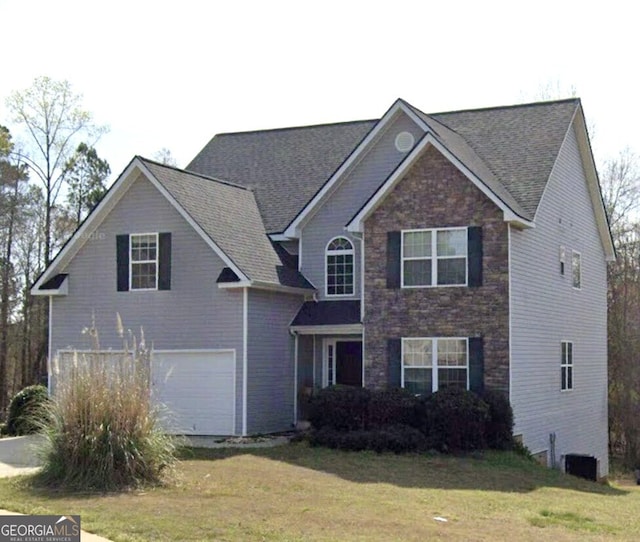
top-left (347, 133), bottom-right (532, 233)
top-left (283, 99), bottom-right (429, 237)
top-left (33, 157), bottom-right (313, 294)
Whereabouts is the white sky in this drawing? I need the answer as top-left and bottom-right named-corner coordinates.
top-left (0, 0), bottom-right (636, 180)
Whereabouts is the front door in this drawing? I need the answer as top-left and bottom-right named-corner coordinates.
top-left (326, 340), bottom-right (363, 387)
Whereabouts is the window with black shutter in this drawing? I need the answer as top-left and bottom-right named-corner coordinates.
top-left (388, 227), bottom-right (482, 288)
top-left (116, 232), bottom-right (171, 291)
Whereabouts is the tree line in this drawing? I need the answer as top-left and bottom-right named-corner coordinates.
top-left (1, 76), bottom-right (640, 468)
top-left (0, 77), bottom-right (110, 413)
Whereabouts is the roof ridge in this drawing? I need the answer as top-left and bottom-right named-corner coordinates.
top-left (213, 119), bottom-right (378, 137)
top-left (431, 97), bottom-right (580, 117)
top-left (137, 155), bottom-right (251, 191)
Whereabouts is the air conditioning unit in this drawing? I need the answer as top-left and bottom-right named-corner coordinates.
top-left (564, 454), bottom-right (597, 482)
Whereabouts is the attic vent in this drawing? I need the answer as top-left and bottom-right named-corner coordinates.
top-left (395, 131), bottom-right (415, 152)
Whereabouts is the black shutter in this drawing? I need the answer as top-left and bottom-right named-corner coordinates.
top-left (469, 337), bottom-right (484, 394)
top-left (468, 226), bottom-right (483, 287)
top-left (388, 338), bottom-right (402, 388)
top-left (386, 231), bottom-right (401, 289)
top-left (116, 234), bottom-right (129, 292)
top-left (158, 232), bottom-right (172, 290)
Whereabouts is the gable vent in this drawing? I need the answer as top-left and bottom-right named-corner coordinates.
top-left (394, 131), bottom-right (415, 152)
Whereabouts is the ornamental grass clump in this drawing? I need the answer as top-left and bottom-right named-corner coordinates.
top-left (37, 316), bottom-right (177, 491)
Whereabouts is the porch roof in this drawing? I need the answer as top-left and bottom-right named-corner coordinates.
top-left (290, 300), bottom-right (361, 328)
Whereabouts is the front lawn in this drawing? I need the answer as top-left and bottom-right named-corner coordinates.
top-left (1, 443), bottom-right (639, 541)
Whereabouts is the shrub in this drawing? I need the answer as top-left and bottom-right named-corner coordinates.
top-left (308, 424), bottom-right (428, 453)
top-left (423, 388), bottom-right (490, 453)
top-left (482, 390), bottom-right (515, 450)
top-left (37, 319), bottom-right (177, 491)
top-left (6, 384), bottom-right (49, 436)
top-left (367, 388), bottom-right (420, 429)
top-left (308, 386), bottom-right (371, 431)
top-left (307, 386), bottom-right (422, 432)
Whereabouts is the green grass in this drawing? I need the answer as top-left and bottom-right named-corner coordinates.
top-left (1, 443), bottom-right (639, 541)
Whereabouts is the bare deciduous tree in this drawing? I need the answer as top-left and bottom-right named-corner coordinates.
top-left (5, 76), bottom-right (108, 265)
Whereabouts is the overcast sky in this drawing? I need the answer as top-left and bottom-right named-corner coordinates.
top-left (0, 0), bottom-right (636, 180)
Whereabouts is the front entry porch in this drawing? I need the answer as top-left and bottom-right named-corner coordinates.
top-left (290, 299), bottom-right (364, 421)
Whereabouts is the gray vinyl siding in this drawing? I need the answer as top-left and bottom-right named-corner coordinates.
top-left (246, 289), bottom-right (304, 434)
top-left (50, 174), bottom-right (245, 434)
top-left (300, 113), bottom-right (424, 300)
top-left (510, 125), bottom-right (609, 476)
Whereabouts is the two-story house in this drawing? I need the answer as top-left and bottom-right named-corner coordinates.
top-left (32, 98), bottom-right (614, 477)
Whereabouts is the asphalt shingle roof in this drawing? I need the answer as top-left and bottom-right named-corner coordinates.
top-left (141, 158), bottom-right (312, 289)
top-left (291, 300), bottom-right (361, 327)
top-left (430, 99), bottom-right (579, 218)
top-left (187, 98), bottom-right (580, 229)
top-left (187, 121), bottom-right (376, 233)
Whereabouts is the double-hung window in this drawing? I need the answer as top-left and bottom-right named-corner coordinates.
top-left (402, 228), bottom-right (467, 287)
top-left (402, 337), bottom-right (468, 394)
top-left (561, 341), bottom-right (573, 391)
top-left (130, 233), bottom-right (158, 290)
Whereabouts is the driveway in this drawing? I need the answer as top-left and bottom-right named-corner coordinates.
top-left (0, 435), bottom-right (42, 477)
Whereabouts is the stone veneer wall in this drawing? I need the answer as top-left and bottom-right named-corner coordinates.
top-left (364, 145), bottom-right (510, 393)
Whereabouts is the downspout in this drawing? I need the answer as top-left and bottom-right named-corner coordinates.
top-left (48, 296), bottom-right (53, 394)
top-left (242, 287), bottom-right (248, 436)
top-left (292, 330), bottom-right (299, 426)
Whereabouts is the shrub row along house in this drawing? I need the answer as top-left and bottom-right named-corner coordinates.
top-left (32, 98), bottom-right (614, 477)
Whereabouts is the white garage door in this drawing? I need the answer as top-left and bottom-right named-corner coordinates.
top-left (151, 350), bottom-right (235, 435)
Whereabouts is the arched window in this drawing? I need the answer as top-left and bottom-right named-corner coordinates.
top-left (326, 237), bottom-right (354, 296)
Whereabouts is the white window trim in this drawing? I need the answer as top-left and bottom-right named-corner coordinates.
top-left (401, 227), bottom-right (468, 288)
top-left (130, 232), bottom-right (159, 291)
top-left (325, 236), bottom-right (355, 297)
top-left (323, 338), bottom-right (363, 387)
top-left (401, 337), bottom-right (469, 393)
top-left (561, 340), bottom-right (574, 392)
top-left (572, 250), bottom-right (582, 290)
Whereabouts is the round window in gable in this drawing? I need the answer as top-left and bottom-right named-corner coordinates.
top-left (395, 131), bottom-right (415, 153)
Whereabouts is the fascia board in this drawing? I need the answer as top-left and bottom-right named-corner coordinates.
top-left (573, 110), bottom-right (616, 261)
top-left (218, 280), bottom-right (315, 296)
top-left (290, 324), bottom-right (364, 335)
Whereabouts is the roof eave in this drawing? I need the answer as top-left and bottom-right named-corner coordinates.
top-left (572, 107), bottom-right (616, 262)
top-left (290, 323), bottom-right (363, 335)
top-left (218, 280), bottom-right (314, 296)
top-left (31, 275), bottom-right (69, 297)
